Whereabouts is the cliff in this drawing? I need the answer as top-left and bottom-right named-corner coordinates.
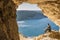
top-left (0, 0), bottom-right (19, 40)
top-left (34, 31), bottom-right (60, 40)
top-left (0, 0), bottom-right (60, 40)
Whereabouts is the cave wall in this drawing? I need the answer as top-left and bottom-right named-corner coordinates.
top-left (0, 0), bottom-right (19, 40)
top-left (37, 0), bottom-right (60, 26)
top-left (13, 0), bottom-right (60, 26)
top-left (0, 0), bottom-right (60, 40)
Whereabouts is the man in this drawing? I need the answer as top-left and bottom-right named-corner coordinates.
top-left (45, 23), bottom-right (51, 33)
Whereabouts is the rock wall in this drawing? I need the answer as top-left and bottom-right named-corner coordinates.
top-left (0, 0), bottom-right (19, 40)
top-left (0, 0), bottom-right (60, 40)
top-left (13, 0), bottom-right (60, 26)
top-left (34, 31), bottom-right (60, 40)
top-left (37, 0), bottom-right (60, 26)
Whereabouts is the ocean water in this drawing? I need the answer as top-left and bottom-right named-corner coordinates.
top-left (17, 18), bottom-right (59, 37)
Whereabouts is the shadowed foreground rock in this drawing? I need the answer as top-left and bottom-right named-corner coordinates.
top-left (0, 0), bottom-right (19, 40)
top-left (0, 0), bottom-right (60, 40)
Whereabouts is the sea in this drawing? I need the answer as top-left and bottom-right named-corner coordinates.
top-left (17, 18), bottom-right (59, 37)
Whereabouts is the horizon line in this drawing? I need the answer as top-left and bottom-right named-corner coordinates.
top-left (16, 9), bottom-right (42, 11)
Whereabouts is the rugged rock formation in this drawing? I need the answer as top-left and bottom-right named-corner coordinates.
top-left (0, 0), bottom-right (60, 40)
top-left (34, 31), bottom-right (60, 40)
top-left (37, 0), bottom-right (60, 26)
top-left (0, 0), bottom-right (19, 40)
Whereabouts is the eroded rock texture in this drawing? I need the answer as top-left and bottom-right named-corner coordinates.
top-left (0, 0), bottom-right (60, 40)
top-left (0, 0), bottom-right (19, 40)
top-left (37, 0), bottom-right (60, 26)
top-left (13, 0), bottom-right (60, 27)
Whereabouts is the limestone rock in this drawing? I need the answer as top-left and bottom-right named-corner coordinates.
top-left (37, 0), bottom-right (60, 26)
top-left (34, 31), bottom-right (60, 40)
top-left (0, 0), bottom-right (19, 40)
top-left (0, 0), bottom-right (60, 40)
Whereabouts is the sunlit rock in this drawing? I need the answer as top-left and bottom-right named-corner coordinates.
top-left (0, 0), bottom-right (60, 40)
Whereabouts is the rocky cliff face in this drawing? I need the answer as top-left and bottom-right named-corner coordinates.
top-left (34, 31), bottom-right (60, 40)
top-left (0, 0), bottom-right (60, 40)
top-left (0, 0), bottom-right (19, 40)
top-left (37, 0), bottom-right (60, 26)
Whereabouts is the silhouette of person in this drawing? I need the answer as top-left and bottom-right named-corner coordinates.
top-left (45, 23), bottom-right (51, 33)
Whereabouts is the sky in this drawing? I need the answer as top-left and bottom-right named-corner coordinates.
top-left (16, 2), bottom-right (41, 10)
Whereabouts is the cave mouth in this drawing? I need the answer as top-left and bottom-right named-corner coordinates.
top-left (16, 2), bottom-right (59, 37)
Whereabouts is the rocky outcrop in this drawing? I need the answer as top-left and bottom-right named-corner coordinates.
top-left (0, 0), bottom-right (60, 40)
top-left (37, 0), bottom-right (60, 26)
top-left (0, 0), bottom-right (19, 40)
top-left (34, 31), bottom-right (60, 40)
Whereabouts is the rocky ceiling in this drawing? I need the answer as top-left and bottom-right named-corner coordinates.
top-left (13, 0), bottom-right (60, 26)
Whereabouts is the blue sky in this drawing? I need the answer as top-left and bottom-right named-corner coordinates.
top-left (16, 2), bottom-right (41, 10)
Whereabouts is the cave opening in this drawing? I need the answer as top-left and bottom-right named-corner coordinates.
top-left (16, 2), bottom-right (59, 37)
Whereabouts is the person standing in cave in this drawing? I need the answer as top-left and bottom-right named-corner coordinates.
top-left (45, 23), bottom-right (51, 33)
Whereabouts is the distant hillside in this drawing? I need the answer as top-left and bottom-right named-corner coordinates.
top-left (16, 10), bottom-right (47, 21)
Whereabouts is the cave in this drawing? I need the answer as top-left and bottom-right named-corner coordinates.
top-left (0, 0), bottom-right (60, 40)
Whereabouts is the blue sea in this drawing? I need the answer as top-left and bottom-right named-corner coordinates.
top-left (17, 18), bottom-right (59, 37)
